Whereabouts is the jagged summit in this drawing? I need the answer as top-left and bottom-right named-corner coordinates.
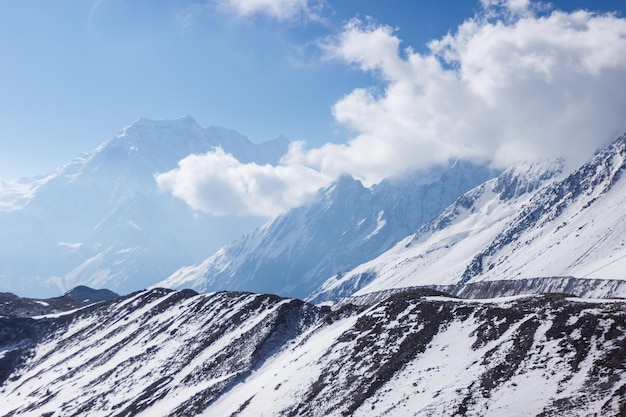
top-left (109, 116), bottom-right (290, 166)
top-left (492, 158), bottom-right (565, 200)
top-left (315, 174), bottom-right (368, 210)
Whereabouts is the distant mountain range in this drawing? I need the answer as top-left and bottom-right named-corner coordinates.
top-left (0, 116), bottom-right (285, 297)
top-left (2, 116), bottom-right (625, 306)
top-left (160, 132), bottom-right (626, 303)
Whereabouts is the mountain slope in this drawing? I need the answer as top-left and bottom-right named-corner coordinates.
top-left (0, 117), bottom-right (287, 297)
top-left (1, 288), bottom-right (625, 416)
top-left (312, 134), bottom-right (626, 301)
top-left (157, 161), bottom-right (499, 299)
top-left (460, 133), bottom-right (626, 284)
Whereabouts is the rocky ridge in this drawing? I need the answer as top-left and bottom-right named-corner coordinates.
top-left (1, 288), bottom-right (625, 416)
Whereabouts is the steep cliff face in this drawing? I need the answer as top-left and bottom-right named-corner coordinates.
top-left (2, 288), bottom-right (625, 416)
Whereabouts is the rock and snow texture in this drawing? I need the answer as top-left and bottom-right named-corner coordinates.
top-left (0, 116), bottom-right (287, 298)
top-left (157, 161), bottom-right (499, 299)
top-left (1, 288), bottom-right (626, 416)
top-left (313, 134), bottom-right (626, 301)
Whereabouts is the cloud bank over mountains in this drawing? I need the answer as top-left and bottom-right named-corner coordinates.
top-left (158, 0), bottom-right (626, 218)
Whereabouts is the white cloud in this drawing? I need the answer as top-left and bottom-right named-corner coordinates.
top-left (159, 1), bottom-right (626, 217)
top-left (155, 147), bottom-right (330, 218)
top-left (311, 3), bottom-right (626, 184)
top-left (216, 0), bottom-right (323, 21)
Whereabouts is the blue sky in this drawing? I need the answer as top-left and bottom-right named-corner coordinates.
top-left (1, 0), bottom-right (626, 183)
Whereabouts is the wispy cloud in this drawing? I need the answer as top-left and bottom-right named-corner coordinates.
top-left (87, 0), bottom-right (107, 28)
top-left (215, 0), bottom-right (325, 22)
top-left (158, 1), bottom-right (626, 218)
top-left (175, 3), bottom-right (210, 29)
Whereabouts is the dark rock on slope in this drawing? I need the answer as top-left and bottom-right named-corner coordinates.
top-left (64, 286), bottom-right (119, 304)
top-left (0, 286), bottom-right (119, 318)
top-left (1, 288), bottom-right (625, 416)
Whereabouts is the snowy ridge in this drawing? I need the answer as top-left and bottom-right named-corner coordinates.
top-left (1, 288), bottom-right (626, 416)
top-left (312, 134), bottom-right (626, 301)
top-left (308, 160), bottom-right (563, 302)
top-left (334, 277), bottom-right (626, 310)
top-left (449, 276), bottom-right (626, 299)
top-left (461, 133), bottom-right (626, 284)
top-left (158, 161), bottom-right (499, 299)
top-left (0, 286), bottom-right (118, 319)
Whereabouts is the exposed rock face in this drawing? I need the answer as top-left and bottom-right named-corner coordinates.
top-left (447, 276), bottom-right (626, 299)
top-left (1, 288), bottom-right (625, 416)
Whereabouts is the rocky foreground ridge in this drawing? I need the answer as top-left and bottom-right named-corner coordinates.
top-left (1, 287), bottom-right (625, 416)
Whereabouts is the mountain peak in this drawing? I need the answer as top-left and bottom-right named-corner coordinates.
top-left (315, 175), bottom-right (368, 210)
top-left (64, 285), bottom-right (119, 304)
top-left (493, 158), bottom-right (564, 200)
top-left (0, 117), bottom-right (290, 297)
top-left (325, 174), bottom-right (365, 196)
top-left (118, 115), bottom-right (202, 137)
top-left (137, 115), bottom-right (199, 128)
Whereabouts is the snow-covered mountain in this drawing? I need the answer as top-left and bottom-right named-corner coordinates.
top-left (157, 161), bottom-right (499, 299)
top-left (0, 116), bottom-right (287, 297)
top-left (4, 114), bottom-right (624, 309)
top-left (312, 134), bottom-right (626, 302)
top-left (2, 287), bottom-right (625, 416)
